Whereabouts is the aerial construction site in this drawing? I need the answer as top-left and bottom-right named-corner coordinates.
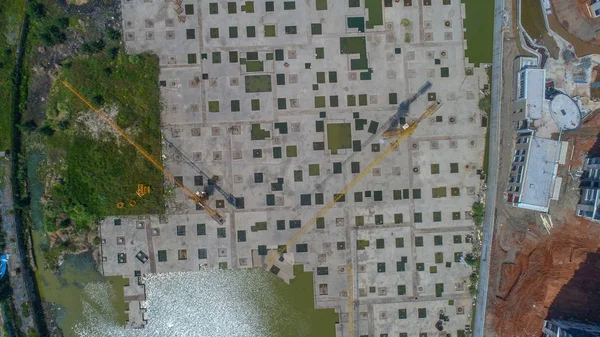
top-left (95, 0), bottom-right (489, 336)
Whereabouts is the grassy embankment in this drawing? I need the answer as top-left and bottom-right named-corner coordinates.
top-left (43, 51), bottom-right (164, 232)
top-left (0, 2), bottom-right (26, 151)
top-left (18, 1), bottom-right (164, 266)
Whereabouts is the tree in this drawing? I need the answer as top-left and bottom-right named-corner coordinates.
top-left (56, 120), bottom-right (70, 131)
top-left (29, 2), bottom-right (46, 19)
top-left (21, 120), bottom-right (38, 132)
top-left (59, 218), bottom-right (71, 228)
top-left (108, 47), bottom-right (119, 59)
top-left (40, 25), bottom-right (67, 46)
top-left (92, 95), bottom-right (105, 106)
top-left (55, 17), bottom-right (70, 29)
top-left (38, 124), bottom-right (55, 136)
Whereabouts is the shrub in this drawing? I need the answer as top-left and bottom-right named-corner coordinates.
top-left (479, 94), bottom-right (491, 113)
top-left (472, 202), bottom-right (485, 227)
top-left (81, 39), bottom-right (105, 54)
top-left (107, 28), bottom-right (121, 41)
top-left (40, 25), bottom-right (67, 46)
top-left (465, 253), bottom-right (479, 267)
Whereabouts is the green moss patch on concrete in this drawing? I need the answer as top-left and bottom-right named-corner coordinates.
top-left (251, 123), bottom-right (271, 140)
top-left (326, 123), bottom-right (352, 154)
top-left (245, 60), bottom-right (264, 72)
top-left (245, 75), bottom-right (272, 93)
top-left (462, 0), bottom-right (493, 65)
top-left (340, 37), bottom-right (369, 71)
top-left (365, 0), bottom-right (383, 29)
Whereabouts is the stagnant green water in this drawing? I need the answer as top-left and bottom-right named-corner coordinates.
top-left (28, 154), bottom-right (338, 336)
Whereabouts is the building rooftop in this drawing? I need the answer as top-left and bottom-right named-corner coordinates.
top-left (549, 93), bottom-right (582, 130)
top-left (519, 137), bottom-right (562, 212)
top-left (522, 68), bottom-right (546, 119)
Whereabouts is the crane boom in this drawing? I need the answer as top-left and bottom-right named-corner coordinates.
top-left (267, 99), bottom-right (443, 263)
top-left (62, 81), bottom-right (225, 225)
top-left (291, 82), bottom-right (433, 213)
top-left (266, 99), bottom-right (443, 337)
top-left (162, 136), bottom-right (243, 208)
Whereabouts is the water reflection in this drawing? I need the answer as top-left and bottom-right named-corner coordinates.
top-left (74, 268), bottom-right (337, 337)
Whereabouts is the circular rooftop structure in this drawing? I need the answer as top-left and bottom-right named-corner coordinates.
top-left (549, 93), bottom-right (581, 130)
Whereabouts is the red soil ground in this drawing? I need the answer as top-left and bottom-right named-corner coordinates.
top-left (488, 219), bottom-right (600, 336)
top-left (487, 113), bottom-right (600, 336)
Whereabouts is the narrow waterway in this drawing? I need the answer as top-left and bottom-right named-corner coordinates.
top-left (28, 154), bottom-right (338, 337)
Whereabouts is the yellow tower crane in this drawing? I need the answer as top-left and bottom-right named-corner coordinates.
top-left (62, 81), bottom-right (225, 225)
top-left (266, 99), bottom-right (443, 337)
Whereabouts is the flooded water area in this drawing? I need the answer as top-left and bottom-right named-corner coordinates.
top-left (28, 154), bottom-right (338, 337)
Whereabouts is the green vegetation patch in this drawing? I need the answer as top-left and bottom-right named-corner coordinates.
top-left (107, 276), bottom-right (130, 326)
top-left (462, 0), bottom-right (493, 64)
top-left (432, 187), bottom-right (447, 198)
top-left (314, 96), bottom-right (326, 108)
top-left (364, 0), bottom-right (383, 29)
top-left (245, 75), bottom-right (272, 93)
top-left (44, 52), bottom-right (164, 231)
top-left (0, 1), bottom-right (27, 150)
top-left (435, 283), bottom-right (444, 297)
top-left (326, 123), bottom-right (352, 154)
top-left (245, 60), bottom-right (264, 72)
top-left (340, 37), bottom-right (369, 71)
top-left (309, 164), bottom-right (320, 176)
top-left (264, 24), bottom-right (276, 37)
top-left (251, 123), bottom-right (271, 140)
top-left (286, 145), bottom-right (297, 157)
top-left (357, 239), bottom-right (370, 250)
top-left (241, 1), bottom-right (255, 12)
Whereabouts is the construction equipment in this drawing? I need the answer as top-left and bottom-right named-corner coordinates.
top-left (293, 82), bottom-right (433, 211)
top-left (163, 137), bottom-right (244, 208)
top-left (62, 81), bottom-right (225, 225)
top-left (269, 98), bottom-right (443, 263)
top-left (383, 99), bottom-right (442, 138)
top-left (266, 98), bottom-right (443, 337)
top-left (386, 81), bottom-right (432, 132)
top-left (136, 184), bottom-right (151, 198)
